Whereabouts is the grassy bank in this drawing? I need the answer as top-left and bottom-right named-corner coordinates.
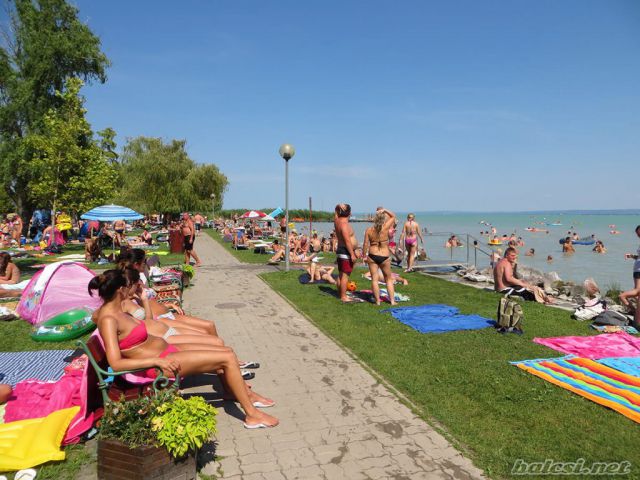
top-left (261, 268), bottom-right (639, 479)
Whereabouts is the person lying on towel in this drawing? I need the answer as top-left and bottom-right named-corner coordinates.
top-left (494, 247), bottom-right (553, 304)
top-left (0, 253), bottom-right (27, 298)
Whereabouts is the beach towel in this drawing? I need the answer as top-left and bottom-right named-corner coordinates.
top-left (591, 325), bottom-right (639, 335)
top-left (0, 350), bottom-right (72, 386)
top-left (513, 355), bottom-right (640, 423)
top-left (598, 357), bottom-right (640, 378)
top-left (533, 332), bottom-right (640, 359)
top-left (359, 289), bottom-right (410, 303)
top-left (381, 304), bottom-right (494, 333)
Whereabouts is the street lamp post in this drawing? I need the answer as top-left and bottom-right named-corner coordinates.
top-left (279, 144), bottom-right (296, 272)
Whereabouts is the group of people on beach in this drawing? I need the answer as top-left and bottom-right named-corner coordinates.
top-left (88, 247), bottom-right (279, 429)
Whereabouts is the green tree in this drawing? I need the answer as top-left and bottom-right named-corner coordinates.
top-left (22, 78), bottom-right (118, 214)
top-left (116, 137), bottom-right (228, 216)
top-left (0, 0), bottom-right (110, 217)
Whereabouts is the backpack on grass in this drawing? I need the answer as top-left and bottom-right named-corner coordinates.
top-left (496, 296), bottom-right (524, 334)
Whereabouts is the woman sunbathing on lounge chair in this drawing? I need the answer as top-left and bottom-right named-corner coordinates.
top-left (89, 269), bottom-right (278, 429)
top-left (120, 267), bottom-right (225, 348)
top-left (118, 249), bottom-right (219, 336)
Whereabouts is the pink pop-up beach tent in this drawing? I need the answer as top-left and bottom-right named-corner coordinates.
top-left (17, 261), bottom-right (102, 325)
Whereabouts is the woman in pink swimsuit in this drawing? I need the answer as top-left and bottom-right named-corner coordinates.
top-left (399, 213), bottom-right (424, 272)
top-left (90, 269), bottom-right (279, 429)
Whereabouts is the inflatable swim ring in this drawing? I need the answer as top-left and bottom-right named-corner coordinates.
top-left (488, 240), bottom-right (502, 246)
top-left (31, 308), bottom-right (96, 342)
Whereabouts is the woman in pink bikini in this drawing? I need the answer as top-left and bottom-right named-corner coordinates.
top-left (90, 269), bottom-right (279, 429)
top-left (399, 213), bottom-right (424, 272)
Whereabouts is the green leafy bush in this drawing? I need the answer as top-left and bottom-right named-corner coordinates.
top-left (100, 390), bottom-right (217, 458)
top-left (180, 264), bottom-right (195, 279)
top-left (153, 395), bottom-right (217, 458)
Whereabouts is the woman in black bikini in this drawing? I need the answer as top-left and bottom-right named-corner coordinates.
top-left (363, 208), bottom-right (397, 305)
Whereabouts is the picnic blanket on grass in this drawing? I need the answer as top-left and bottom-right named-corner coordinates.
top-left (0, 350), bottom-right (73, 386)
top-left (598, 357), bottom-right (640, 378)
top-left (533, 332), bottom-right (640, 359)
top-left (381, 304), bottom-right (494, 333)
top-left (513, 355), bottom-right (640, 423)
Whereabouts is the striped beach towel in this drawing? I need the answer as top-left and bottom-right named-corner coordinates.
top-left (513, 355), bottom-right (640, 423)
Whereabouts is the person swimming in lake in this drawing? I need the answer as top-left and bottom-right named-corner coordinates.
top-left (525, 248), bottom-right (535, 256)
top-left (399, 213), bottom-right (423, 273)
top-left (562, 237), bottom-right (575, 254)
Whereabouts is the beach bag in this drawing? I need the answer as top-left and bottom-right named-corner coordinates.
top-left (496, 297), bottom-right (523, 333)
top-left (592, 310), bottom-right (629, 327)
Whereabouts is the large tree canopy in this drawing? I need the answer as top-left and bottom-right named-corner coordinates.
top-left (116, 136), bottom-right (228, 215)
top-left (0, 0), bottom-right (110, 216)
top-left (23, 78), bottom-right (118, 214)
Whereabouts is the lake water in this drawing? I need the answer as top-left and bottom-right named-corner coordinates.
top-left (296, 212), bottom-right (640, 290)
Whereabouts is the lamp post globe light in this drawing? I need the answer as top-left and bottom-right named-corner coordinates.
top-left (279, 144), bottom-right (295, 272)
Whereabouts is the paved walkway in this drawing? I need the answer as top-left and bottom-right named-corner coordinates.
top-left (185, 234), bottom-right (485, 480)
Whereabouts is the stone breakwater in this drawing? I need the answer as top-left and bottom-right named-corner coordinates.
top-left (448, 265), bottom-right (633, 313)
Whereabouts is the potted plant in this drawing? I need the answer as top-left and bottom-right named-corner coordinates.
top-left (97, 390), bottom-right (217, 480)
top-left (180, 264), bottom-right (195, 287)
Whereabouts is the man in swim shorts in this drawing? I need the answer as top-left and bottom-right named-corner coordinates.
top-left (334, 203), bottom-right (358, 303)
top-left (194, 212), bottom-right (204, 236)
top-left (181, 213), bottom-right (202, 267)
top-left (494, 247), bottom-right (553, 303)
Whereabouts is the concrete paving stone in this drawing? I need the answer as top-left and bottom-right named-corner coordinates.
top-left (292, 446), bottom-right (318, 467)
top-left (240, 460), bottom-right (281, 476)
top-left (218, 455), bottom-right (242, 477)
top-left (275, 448), bottom-right (302, 470)
top-left (241, 452), bottom-right (277, 466)
top-left (357, 453), bottom-right (396, 469)
top-left (319, 462), bottom-right (345, 479)
top-left (261, 471), bottom-right (288, 480)
top-left (391, 452), bottom-right (428, 473)
top-left (282, 464), bottom-right (327, 480)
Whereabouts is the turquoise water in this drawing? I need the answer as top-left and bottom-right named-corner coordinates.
top-left (302, 212), bottom-right (640, 290)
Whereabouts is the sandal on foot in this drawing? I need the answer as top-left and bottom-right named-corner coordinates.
top-left (253, 400), bottom-right (275, 408)
top-left (242, 370), bottom-right (255, 380)
top-left (243, 422), bottom-right (276, 429)
top-left (239, 361), bottom-right (260, 369)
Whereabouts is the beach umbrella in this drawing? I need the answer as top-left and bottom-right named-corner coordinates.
top-left (259, 215), bottom-right (276, 222)
top-left (240, 210), bottom-right (266, 219)
top-left (80, 204), bottom-right (144, 222)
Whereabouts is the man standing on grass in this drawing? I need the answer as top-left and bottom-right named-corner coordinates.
top-left (334, 203), bottom-right (358, 303)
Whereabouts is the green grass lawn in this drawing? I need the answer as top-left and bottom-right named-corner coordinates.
top-left (261, 268), bottom-right (639, 480)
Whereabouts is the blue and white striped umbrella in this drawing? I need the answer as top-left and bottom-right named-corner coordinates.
top-left (80, 204), bottom-right (144, 222)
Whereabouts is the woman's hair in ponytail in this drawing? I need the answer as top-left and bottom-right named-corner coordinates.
top-left (88, 270), bottom-right (127, 301)
top-left (122, 266), bottom-right (140, 287)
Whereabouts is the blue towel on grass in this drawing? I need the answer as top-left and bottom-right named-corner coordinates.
top-left (598, 357), bottom-right (640, 377)
top-left (0, 350), bottom-right (72, 386)
top-left (381, 304), bottom-right (495, 333)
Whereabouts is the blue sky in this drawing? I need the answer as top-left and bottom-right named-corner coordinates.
top-left (72, 0), bottom-right (639, 213)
